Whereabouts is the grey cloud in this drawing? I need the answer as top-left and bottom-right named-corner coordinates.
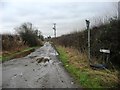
top-left (0, 1), bottom-right (117, 36)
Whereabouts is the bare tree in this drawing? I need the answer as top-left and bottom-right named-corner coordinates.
top-left (15, 22), bottom-right (43, 46)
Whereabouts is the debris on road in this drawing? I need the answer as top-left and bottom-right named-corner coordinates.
top-left (36, 56), bottom-right (50, 63)
top-left (2, 42), bottom-right (80, 88)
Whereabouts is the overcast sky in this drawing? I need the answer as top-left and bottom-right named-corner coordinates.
top-left (0, 0), bottom-right (118, 37)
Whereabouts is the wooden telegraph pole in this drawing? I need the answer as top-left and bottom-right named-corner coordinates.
top-left (86, 20), bottom-right (91, 64)
top-left (53, 23), bottom-right (56, 38)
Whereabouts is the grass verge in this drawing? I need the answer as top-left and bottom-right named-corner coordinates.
top-left (1, 46), bottom-right (39, 62)
top-left (56, 45), bottom-right (120, 88)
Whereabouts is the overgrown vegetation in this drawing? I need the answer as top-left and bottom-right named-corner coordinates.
top-left (16, 22), bottom-right (43, 47)
top-left (52, 18), bottom-right (120, 88)
top-left (53, 18), bottom-right (120, 67)
top-left (56, 45), bottom-right (120, 88)
top-left (1, 22), bottom-right (44, 62)
top-left (2, 34), bottom-right (28, 51)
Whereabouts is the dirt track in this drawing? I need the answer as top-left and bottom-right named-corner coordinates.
top-left (2, 42), bottom-right (80, 88)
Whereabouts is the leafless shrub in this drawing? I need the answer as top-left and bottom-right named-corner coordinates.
top-left (2, 34), bottom-right (28, 52)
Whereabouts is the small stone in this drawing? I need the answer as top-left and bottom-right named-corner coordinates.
top-left (71, 81), bottom-right (74, 84)
top-left (31, 61), bottom-right (34, 63)
top-left (20, 73), bottom-right (23, 77)
top-left (44, 64), bottom-right (47, 67)
top-left (14, 74), bottom-right (17, 76)
top-left (42, 86), bottom-right (45, 88)
top-left (38, 68), bottom-right (41, 70)
top-left (25, 64), bottom-right (28, 66)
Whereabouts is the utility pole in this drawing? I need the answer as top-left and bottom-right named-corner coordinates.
top-left (53, 23), bottom-right (57, 55)
top-left (119, 1), bottom-right (120, 20)
top-left (86, 20), bottom-right (91, 64)
top-left (53, 23), bottom-right (56, 38)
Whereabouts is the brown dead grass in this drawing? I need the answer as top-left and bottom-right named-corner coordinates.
top-left (64, 47), bottom-right (89, 69)
top-left (2, 34), bottom-right (28, 52)
top-left (60, 46), bottom-right (120, 88)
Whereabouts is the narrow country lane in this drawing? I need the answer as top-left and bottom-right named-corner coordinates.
top-left (2, 42), bottom-right (80, 88)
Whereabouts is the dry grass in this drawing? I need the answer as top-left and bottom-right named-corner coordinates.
top-left (2, 47), bottom-right (37, 62)
top-left (63, 47), bottom-right (89, 69)
top-left (2, 34), bottom-right (28, 56)
top-left (57, 45), bottom-right (120, 88)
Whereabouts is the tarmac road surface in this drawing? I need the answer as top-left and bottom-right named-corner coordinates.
top-left (2, 42), bottom-right (80, 88)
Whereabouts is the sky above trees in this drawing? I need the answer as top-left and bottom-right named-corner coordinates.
top-left (0, 0), bottom-right (118, 37)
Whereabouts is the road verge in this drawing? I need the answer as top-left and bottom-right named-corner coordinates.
top-left (1, 47), bottom-right (39, 62)
top-left (55, 45), bottom-right (120, 88)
